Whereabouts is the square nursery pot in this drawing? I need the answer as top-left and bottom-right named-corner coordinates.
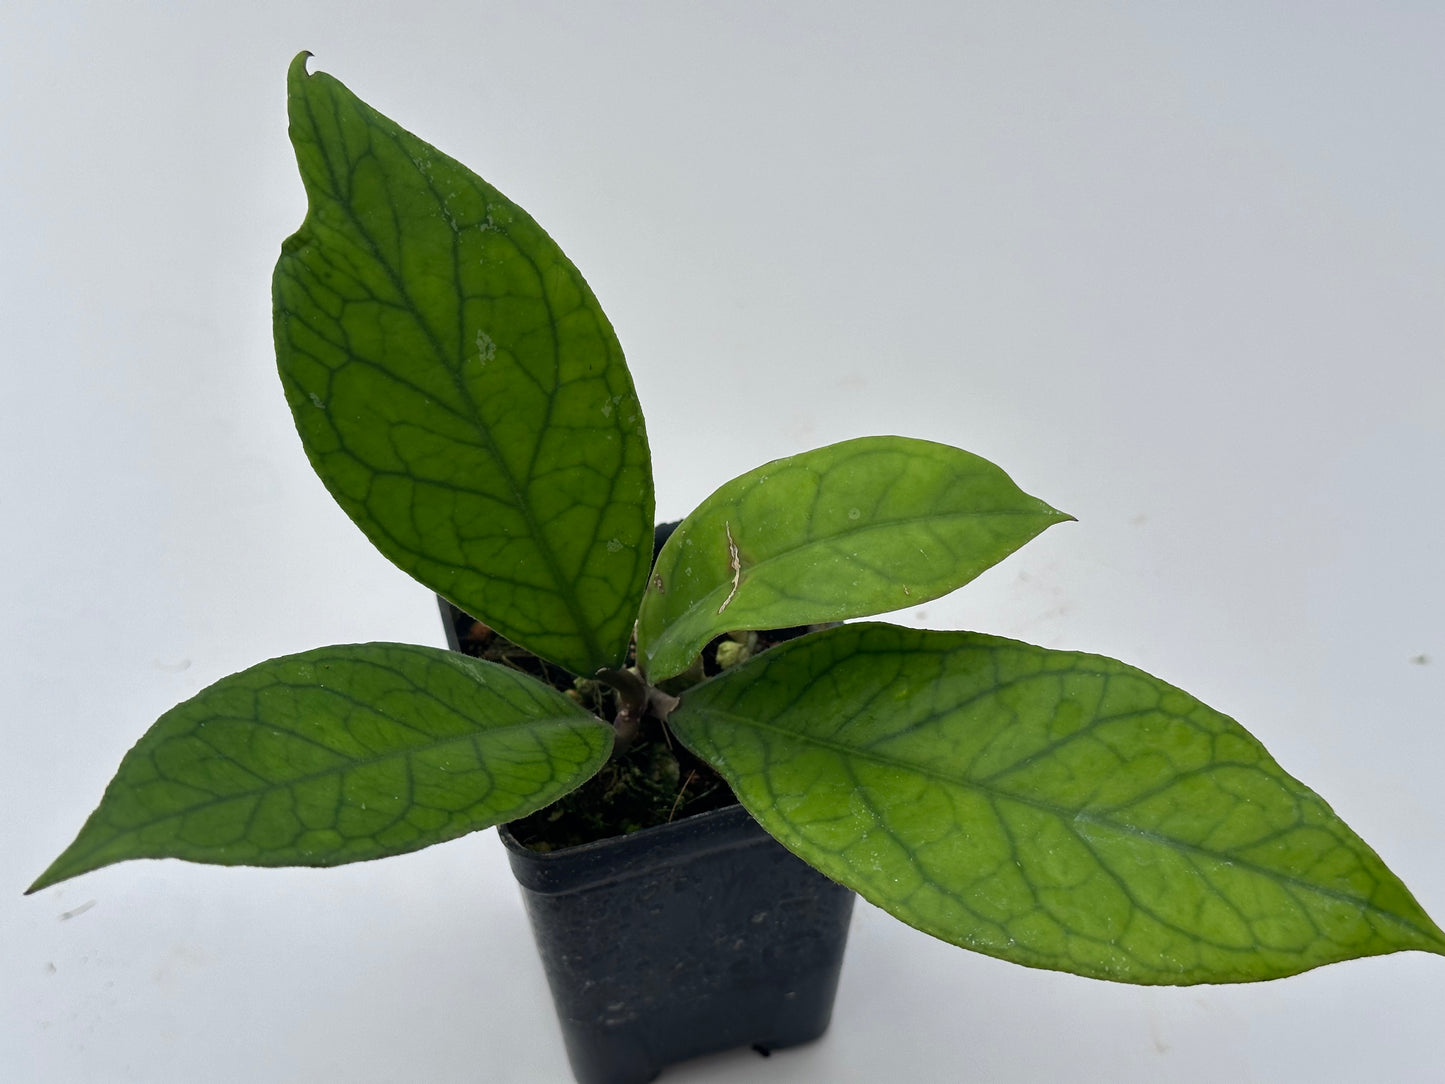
top-left (499, 805), bottom-right (856, 1084)
top-left (439, 598), bottom-right (856, 1084)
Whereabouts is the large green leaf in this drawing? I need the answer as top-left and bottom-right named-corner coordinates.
top-left (669, 623), bottom-right (1445, 983)
top-left (27, 643), bottom-right (611, 893)
top-left (636, 436), bottom-right (1070, 680)
top-left (274, 54), bottom-right (653, 676)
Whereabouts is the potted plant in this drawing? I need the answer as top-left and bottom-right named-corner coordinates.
top-left (28, 54), bottom-right (1444, 1084)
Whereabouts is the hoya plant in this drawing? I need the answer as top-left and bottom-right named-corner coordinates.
top-left (29, 55), bottom-right (1444, 991)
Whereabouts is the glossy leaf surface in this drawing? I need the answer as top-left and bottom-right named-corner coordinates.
top-left (637, 436), bottom-right (1070, 680)
top-left (669, 623), bottom-right (1445, 983)
top-left (28, 643), bottom-right (612, 893)
top-left (274, 55), bottom-right (653, 675)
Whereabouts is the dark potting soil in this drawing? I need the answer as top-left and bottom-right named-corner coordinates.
top-left (442, 521), bottom-right (827, 852)
top-left (442, 601), bottom-right (816, 852)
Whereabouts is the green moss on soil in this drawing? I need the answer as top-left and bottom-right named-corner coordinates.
top-left (444, 605), bottom-right (821, 852)
top-left (445, 609), bottom-right (736, 850)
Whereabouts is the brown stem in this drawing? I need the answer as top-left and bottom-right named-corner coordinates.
top-left (595, 667), bottom-right (681, 755)
top-left (595, 667), bottom-right (650, 755)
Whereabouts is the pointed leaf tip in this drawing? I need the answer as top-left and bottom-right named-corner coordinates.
top-left (637, 436), bottom-right (1070, 680)
top-left (671, 623), bottom-right (1445, 983)
top-left (274, 60), bottom-right (654, 675)
top-left (28, 643), bottom-right (612, 891)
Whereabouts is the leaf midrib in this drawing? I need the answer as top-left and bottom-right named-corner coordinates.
top-left (648, 505), bottom-right (1063, 661)
top-left (294, 71), bottom-right (606, 670)
top-left (65, 707), bottom-right (606, 873)
top-left (680, 705), bottom-right (1441, 943)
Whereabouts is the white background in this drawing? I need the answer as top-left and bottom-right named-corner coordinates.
top-left (4, 3), bottom-right (1443, 1081)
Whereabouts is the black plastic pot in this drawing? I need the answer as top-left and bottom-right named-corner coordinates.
top-left (499, 803), bottom-right (855, 1084)
top-left (437, 592), bottom-right (855, 1082)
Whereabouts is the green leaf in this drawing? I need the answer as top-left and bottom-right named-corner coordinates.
top-left (636, 436), bottom-right (1070, 680)
top-left (669, 623), bottom-right (1445, 983)
top-left (27, 643), bottom-right (611, 893)
top-left (273, 54), bottom-right (653, 676)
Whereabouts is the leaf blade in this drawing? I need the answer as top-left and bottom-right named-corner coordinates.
top-left (636, 436), bottom-right (1070, 679)
top-left (27, 643), bottom-right (612, 893)
top-left (274, 54), bottom-right (653, 675)
top-left (669, 623), bottom-right (1445, 983)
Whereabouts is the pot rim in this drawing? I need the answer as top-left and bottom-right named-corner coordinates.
top-left (498, 801), bottom-right (788, 895)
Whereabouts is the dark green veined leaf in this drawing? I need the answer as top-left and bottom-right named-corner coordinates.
top-left (636, 436), bottom-right (1070, 680)
top-left (274, 54), bottom-right (653, 675)
top-left (668, 623), bottom-right (1445, 983)
top-left (27, 643), bottom-right (611, 893)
